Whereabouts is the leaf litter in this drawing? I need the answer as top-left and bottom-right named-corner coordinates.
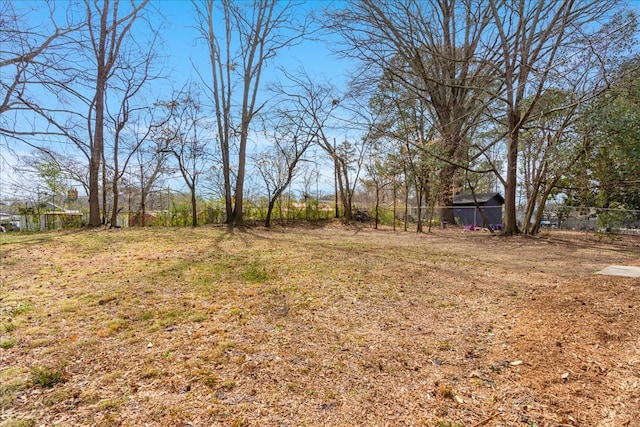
top-left (1, 224), bottom-right (639, 426)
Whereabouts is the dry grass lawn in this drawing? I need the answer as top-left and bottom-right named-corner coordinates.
top-left (1, 223), bottom-right (639, 427)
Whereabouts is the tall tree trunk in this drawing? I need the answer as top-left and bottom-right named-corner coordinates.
top-left (110, 174), bottom-right (119, 227)
top-left (334, 153), bottom-right (340, 218)
top-left (222, 148), bottom-right (232, 225)
top-left (89, 0), bottom-right (109, 227)
top-left (339, 159), bottom-right (352, 223)
top-left (140, 194), bottom-right (146, 226)
top-left (503, 111), bottom-right (520, 235)
top-left (191, 187), bottom-right (197, 227)
top-left (374, 185), bottom-right (380, 229)
top-left (102, 150), bottom-right (108, 225)
top-left (110, 143), bottom-right (120, 227)
top-left (530, 179), bottom-right (561, 236)
top-left (403, 164), bottom-right (409, 231)
top-left (89, 77), bottom-right (106, 227)
top-left (265, 186), bottom-right (286, 228)
top-left (415, 180), bottom-right (424, 233)
top-left (438, 162), bottom-right (457, 224)
top-left (140, 163), bottom-right (146, 226)
top-left (523, 163), bottom-right (545, 235)
top-left (88, 148), bottom-right (101, 226)
top-left (392, 180), bottom-right (397, 231)
top-left (265, 199), bottom-right (276, 228)
top-left (438, 133), bottom-right (462, 224)
top-left (233, 122), bottom-right (249, 226)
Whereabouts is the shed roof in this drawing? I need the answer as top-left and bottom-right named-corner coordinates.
top-left (453, 192), bottom-right (504, 205)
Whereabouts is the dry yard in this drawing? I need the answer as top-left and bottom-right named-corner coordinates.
top-left (1, 223), bottom-right (639, 427)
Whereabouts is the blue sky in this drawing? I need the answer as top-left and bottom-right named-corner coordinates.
top-left (4, 0), bottom-right (638, 205)
top-left (0, 1), bottom-right (352, 202)
top-left (156, 1), bottom-right (350, 88)
top-left (150, 1), bottom-right (353, 196)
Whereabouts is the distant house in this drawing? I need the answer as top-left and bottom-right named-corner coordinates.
top-left (0, 213), bottom-right (20, 231)
top-left (453, 192), bottom-right (504, 228)
top-left (129, 212), bottom-right (158, 227)
top-left (20, 210), bottom-right (83, 231)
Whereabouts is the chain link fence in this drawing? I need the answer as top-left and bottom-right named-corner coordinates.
top-left (9, 202), bottom-right (640, 236)
top-left (359, 204), bottom-right (640, 235)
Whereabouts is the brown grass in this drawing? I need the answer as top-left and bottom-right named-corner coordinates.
top-left (1, 224), bottom-right (639, 426)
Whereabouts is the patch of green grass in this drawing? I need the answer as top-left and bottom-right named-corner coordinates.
top-left (140, 367), bottom-right (163, 379)
top-left (242, 261), bottom-right (269, 283)
top-left (189, 311), bottom-right (208, 322)
top-left (98, 397), bottom-right (126, 411)
top-left (154, 307), bottom-right (188, 327)
top-left (43, 387), bottom-right (73, 406)
top-left (218, 379), bottom-right (236, 391)
top-left (79, 390), bottom-right (101, 404)
top-left (0, 370), bottom-right (29, 410)
top-left (191, 368), bottom-right (218, 388)
top-left (101, 413), bottom-right (122, 427)
top-left (26, 336), bottom-right (57, 349)
top-left (60, 300), bottom-right (80, 313)
top-left (230, 418), bottom-right (248, 427)
top-left (437, 300), bottom-right (458, 308)
top-left (32, 366), bottom-right (65, 388)
top-left (0, 367), bottom-right (29, 390)
top-left (1, 337), bottom-right (17, 349)
top-left (101, 370), bottom-right (123, 385)
top-left (97, 319), bottom-right (128, 337)
top-left (210, 340), bottom-right (236, 365)
top-left (0, 393), bottom-right (16, 411)
top-left (211, 261), bottom-right (231, 275)
top-left (218, 340), bottom-right (235, 351)
top-left (1, 419), bottom-right (37, 427)
top-left (438, 341), bottom-right (454, 351)
top-left (137, 310), bottom-right (155, 321)
top-left (203, 375), bottom-right (218, 388)
top-left (338, 242), bottom-right (357, 250)
top-left (3, 322), bottom-right (17, 333)
top-left (8, 302), bottom-right (33, 316)
top-left (229, 307), bottom-right (243, 317)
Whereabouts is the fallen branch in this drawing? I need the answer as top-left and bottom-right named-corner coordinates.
top-left (471, 412), bottom-right (500, 427)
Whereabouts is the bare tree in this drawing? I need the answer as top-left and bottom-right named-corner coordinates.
top-left (105, 49), bottom-right (164, 227)
top-left (327, 0), bottom-right (498, 223)
top-left (131, 138), bottom-right (169, 226)
top-left (83, 0), bottom-right (151, 226)
top-left (58, 155), bottom-right (90, 197)
top-left (158, 88), bottom-right (211, 227)
top-left (368, 72), bottom-right (440, 232)
top-left (0, 1), bottom-right (82, 149)
top-left (7, 1), bottom-right (159, 227)
top-left (486, 0), bottom-right (631, 235)
top-left (193, 0), bottom-right (306, 227)
top-left (276, 71), bottom-right (371, 223)
top-left (362, 159), bottom-right (390, 229)
top-left (13, 151), bottom-right (69, 209)
top-left (255, 114), bottom-right (314, 227)
top-left (107, 107), bottom-right (162, 227)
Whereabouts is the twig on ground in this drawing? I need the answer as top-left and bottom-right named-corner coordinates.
top-left (471, 412), bottom-right (500, 427)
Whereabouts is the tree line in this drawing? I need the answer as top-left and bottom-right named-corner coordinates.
top-left (1, 0), bottom-right (638, 235)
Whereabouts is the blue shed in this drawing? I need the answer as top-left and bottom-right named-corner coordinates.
top-left (453, 192), bottom-right (504, 228)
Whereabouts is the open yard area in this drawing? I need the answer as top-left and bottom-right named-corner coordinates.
top-left (1, 224), bottom-right (639, 427)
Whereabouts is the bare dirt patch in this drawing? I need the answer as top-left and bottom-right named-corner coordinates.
top-left (1, 225), bottom-right (639, 426)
